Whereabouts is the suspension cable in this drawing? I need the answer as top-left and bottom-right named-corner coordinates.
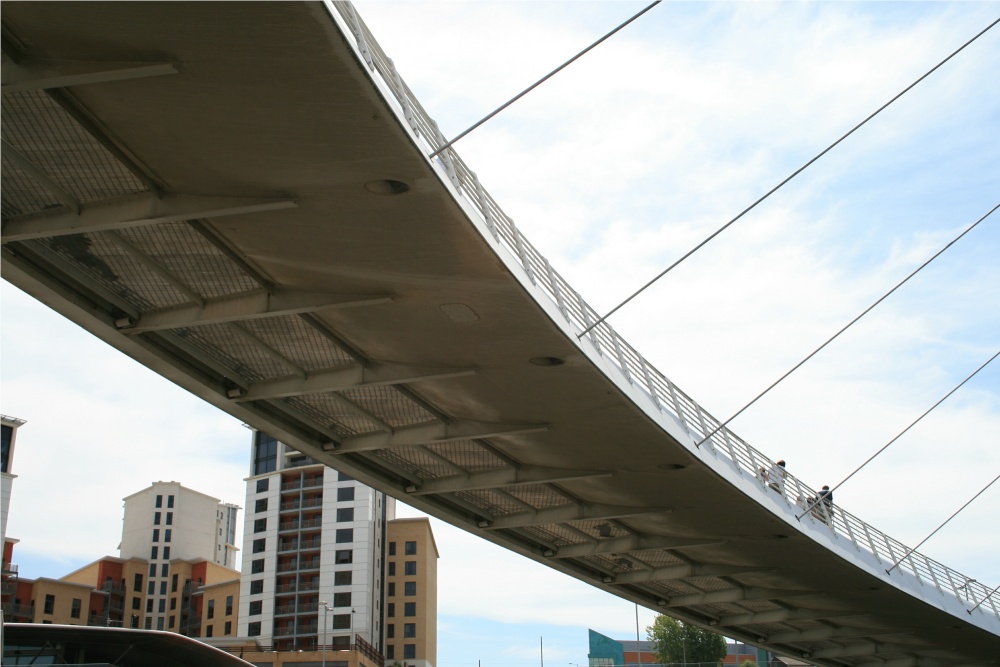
top-left (429, 0), bottom-right (661, 159)
top-left (886, 473), bottom-right (1000, 575)
top-left (579, 16), bottom-right (1000, 339)
top-left (796, 348), bottom-right (1000, 520)
top-left (696, 200), bottom-right (1000, 449)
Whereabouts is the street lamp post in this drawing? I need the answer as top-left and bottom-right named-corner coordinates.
top-left (320, 601), bottom-right (331, 667)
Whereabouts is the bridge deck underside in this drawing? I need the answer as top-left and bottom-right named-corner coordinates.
top-left (1, 3), bottom-right (997, 665)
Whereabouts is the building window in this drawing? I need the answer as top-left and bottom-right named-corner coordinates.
top-left (226, 595), bottom-right (233, 616)
top-left (388, 542), bottom-right (396, 556)
top-left (158, 599), bottom-right (166, 613)
top-left (248, 622), bottom-right (261, 637)
top-left (256, 478), bottom-right (269, 493)
top-left (206, 625), bottom-right (214, 638)
top-left (334, 571), bottom-right (352, 586)
top-left (169, 615), bottom-right (176, 629)
top-left (254, 518), bottom-right (267, 533)
top-left (338, 472), bottom-right (353, 481)
top-left (386, 624), bottom-right (395, 638)
top-left (337, 487), bottom-right (354, 502)
top-left (157, 617), bottom-right (164, 631)
top-left (388, 562), bottom-right (396, 576)
top-left (170, 598), bottom-right (176, 610)
top-left (207, 600), bottom-right (215, 619)
top-left (167, 495), bottom-right (174, 508)
top-left (386, 645), bottom-right (395, 659)
top-left (405, 561), bottom-right (417, 576)
top-left (147, 581), bottom-right (155, 595)
top-left (332, 614), bottom-right (351, 629)
top-left (404, 541), bottom-right (417, 555)
top-left (404, 623), bottom-right (416, 638)
top-left (333, 592), bottom-right (351, 607)
top-left (404, 581), bottom-right (416, 596)
top-left (133, 573), bottom-right (143, 592)
top-left (164, 529), bottom-right (172, 543)
top-left (387, 582), bottom-right (395, 596)
top-left (255, 498), bottom-right (268, 513)
top-left (251, 559), bottom-right (265, 574)
top-left (335, 528), bottom-right (353, 543)
top-left (160, 564), bottom-right (169, 577)
top-left (155, 495), bottom-right (162, 508)
top-left (146, 599), bottom-right (153, 613)
top-left (70, 599), bottom-right (81, 619)
top-left (154, 512), bottom-right (161, 525)
top-left (404, 602), bottom-right (416, 617)
top-left (144, 617), bottom-right (152, 630)
top-left (166, 512), bottom-right (173, 525)
top-left (253, 432), bottom-right (279, 475)
top-left (159, 581), bottom-right (167, 595)
top-left (131, 615), bottom-right (139, 629)
top-left (336, 507), bottom-right (354, 522)
top-left (150, 546), bottom-right (158, 560)
top-left (404, 644), bottom-right (416, 659)
top-left (171, 574), bottom-right (178, 593)
top-left (132, 598), bottom-right (141, 611)
top-left (335, 550), bottom-right (352, 564)
top-left (148, 563), bottom-right (156, 578)
top-left (249, 601), bottom-right (262, 616)
top-left (253, 538), bottom-right (266, 553)
top-left (250, 580), bottom-right (263, 595)
top-left (163, 547), bottom-right (170, 559)
top-left (387, 603), bottom-right (395, 618)
top-left (225, 621), bottom-right (232, 635)
top-left (152, 529), bottom-right (160, 542)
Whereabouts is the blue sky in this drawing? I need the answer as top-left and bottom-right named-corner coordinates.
top-left (2, 2), bottom-right (999, 666)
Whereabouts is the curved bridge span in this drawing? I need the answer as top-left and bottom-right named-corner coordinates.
top-left (2, 3), bottom-right (997, 664)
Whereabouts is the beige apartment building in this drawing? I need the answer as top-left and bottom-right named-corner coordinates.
top-left (384, 517), bottom-right (438, 667)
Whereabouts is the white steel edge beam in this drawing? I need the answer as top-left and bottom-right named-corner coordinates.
top-left (2, 192), bottom-right (297, 242)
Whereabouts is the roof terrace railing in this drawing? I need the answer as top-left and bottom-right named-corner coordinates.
top-left (327, 0), bottom-right (998, 621)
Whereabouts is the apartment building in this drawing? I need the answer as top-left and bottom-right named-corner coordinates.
top-left (238, 430), bottom-right (395, 654)
top-left (384, 517), bottom-right (438, 667)
top-left (1, 414), bottom-right (25, 549)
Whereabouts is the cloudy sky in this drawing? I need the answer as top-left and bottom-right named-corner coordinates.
top-left (2, 2), bottom-right (998, 665)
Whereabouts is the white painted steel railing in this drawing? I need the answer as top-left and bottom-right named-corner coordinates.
top-left (328, 1), bottom-right (998, 621)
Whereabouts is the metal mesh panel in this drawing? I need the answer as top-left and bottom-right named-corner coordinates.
top-left (629, 550), bottom-right (686, 568)
top-left (647, 580), bottom-right (700, 597)
top-left (504, 484), bottom-right (565, 510)
top-left (737, 598), bottom-right (782, 613)
top-left (369, 445), bottom-right (454, 480)
top-left (454, 489), bottom-right (523, 517)
top-left (282, 394), bottom-right (377, 436)
top-left (185, 323), bottom-right (295, 379)
top-left (341, 385), bottom-right (435, 428)
top-left (2, 90), bottom-right (147, 204)
top-left (240, 316), bottom-right (355, 371)
top-left (685, 576), bottom-right (731, 592)
top-left (173, 326), bottom-right (267, 382)
top-left (424, 440), bottom-right (508, 472)
top-left (118, 222), bottom-right (259, 299)
top-left (40, 233), bottom-right (159, 310)
top-left (587, 553), bottom-right (643, 574)
top-left (1, 151), bottom-right (66, 216)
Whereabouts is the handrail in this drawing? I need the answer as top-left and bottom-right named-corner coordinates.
top-left (326, 0), bottom-right (997, 621)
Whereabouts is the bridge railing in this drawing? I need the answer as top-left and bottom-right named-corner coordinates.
top-left (327, 0), bottom-right (997, 621)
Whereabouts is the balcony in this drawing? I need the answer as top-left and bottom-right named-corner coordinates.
top-left (3, 603), bottom-right (33, 620)
top-left (275, 602), bottom-right (319, 615)
top-left (298, 559), bottom-right (320, 571)
top-left (101, 581), bottom-right (126, 594)
top-left (2, 562), bottom-right (18, 576)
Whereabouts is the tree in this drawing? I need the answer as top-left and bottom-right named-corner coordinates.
top-left (647, 615), bottom-right (727, 665)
